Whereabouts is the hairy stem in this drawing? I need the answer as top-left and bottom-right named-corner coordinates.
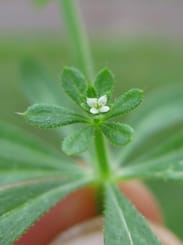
top-left (94, 130), bottom-right (111, 180)
top-left (59, 0), bottom-right (94, 81)
top-left (59, 0), bottom-right (111, 182)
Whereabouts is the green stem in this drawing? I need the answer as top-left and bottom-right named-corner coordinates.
top-left (95, 130), bottom-right (111, 180)
top-left (59, 0), bottom-right (94, 81)
top-left (59, 0), bottom-right (111, 182)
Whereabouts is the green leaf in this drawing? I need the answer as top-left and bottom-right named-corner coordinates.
top-left (118, 159), bottom-right (183, 182)
top-left (117, 129), bottom-right (183, 181)
top-left (0, 169), bottom-right (63, 186)
top-left (0, 122), bottom-right (86, 184)
top-left (0, 122), bottom-right (63, 170)
top-left (62, 126), bottom-right (94, 155)
top-left (106, 89), bottom-right (144, 119)
top-left (119, 86), bottom-right (183, 165)
top-left (86, 84), bottom-right (97, 98)
top-left (94, 68), bottom-right (114, 99)
top-left (134, 131), bottom-right (183, 163)
top-left (0, 121), bottom-right (59, 158)
top-left (21, 60), bottom-right (69, 106)
top-left (129, 85), bottom-right (183, 125)
top-left (104, 184), bottom-right (160, 245)
top-left (21, 60), bottom-right (75, 138)
top-left (102, 122), bottom-right (134, 145)
top-left (22, 104), bottom-right (87, 128)
top-left (61, 67), bottom-right (87, 105)
top-left (0, 177), bottom-right (91, 245)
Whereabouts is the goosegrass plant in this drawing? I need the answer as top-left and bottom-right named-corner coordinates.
top-left (0, 0), bottom-right (183, 244)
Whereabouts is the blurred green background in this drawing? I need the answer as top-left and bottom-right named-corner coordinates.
top-left (0, 0), bottom-right (183, 241)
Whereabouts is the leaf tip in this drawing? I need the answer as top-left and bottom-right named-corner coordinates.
top-left (137, 88), bottom-right (144, 97)
top-left (16, 111), bottom-right (26, 116)
top-left (62, 143), bottom-right (72, 156)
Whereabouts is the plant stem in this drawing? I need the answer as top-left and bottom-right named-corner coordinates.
top-left (59, 0), bottom-right (94, 81)
top-left (94, 130), bottom-right (111, 180)
top-left (59, 0), bottom-right (111, 181)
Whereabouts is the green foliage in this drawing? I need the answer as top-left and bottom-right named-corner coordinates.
top-left (2, 56), bottom-right (183, 245)
top-left (21, 67), bottom-right (140, 155)
top-left (102, 122), bottom-right (134, 145)
top-left (106, 89), bottom-right (144, 119)
top-left (94, 68), bottom-right (114, 100)
top-left (118, 131), bottom-right (183, 182)
top-left (21, 60), bottom-right (68, 106)
top-left (118, 160), bottom-right (183, 182)
top-left (62, 126), bottom-right (94, 155)
top-left (1, 0), bottom-right (183, 241)
top-left (22, 104), bottom-right (87, 128)
top-left (104, 184), bottom-right (161, 245)
top-left (0, 177), bottom-right (91, 245)
top-left (136, 131), bottom-right (183, 164)
top-left (61, 67), bottom-right (87, 106)
top-left (118, 86), bottom-right (183, 165)
top-left (0, 122), bottom-right (86, 185)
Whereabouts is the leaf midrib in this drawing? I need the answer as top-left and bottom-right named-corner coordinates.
top-left (109, 186), bottom-right (134, 245)
top-left (0, 177), bottom-right (91, 220)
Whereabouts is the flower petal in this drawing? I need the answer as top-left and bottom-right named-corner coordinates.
top-left (87, 98), bottom-right (97, 107)
top-left (100, 106), bottom-right (110, 113)
top-left (98, 95), bottom-right (107, 106)
top-left (90, 107), bottom-right (99, 114)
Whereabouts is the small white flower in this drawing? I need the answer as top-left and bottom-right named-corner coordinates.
top-left (86, 95), bottom-right (110, 114)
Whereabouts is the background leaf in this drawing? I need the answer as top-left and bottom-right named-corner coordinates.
top-left (106, 89), bottom-right (144, 119)
top-left (0, 122), bottom-right (86, 185)
top-left (118, 86), bottom-right (183, 165)
top-left (21, 60), bottom-right (68, 106)
top-left (0, 177), bottom-right (91, 245)
top-left (22, 104), bottom-right (87, 128)
top-left (117, 159), bottom-right (183, 182)
top-left (61, 67), bottom-right (87, 106)
top-left (134, 131), bottom-right (183, 163)
top-left (62, 126), bottom-right (94, 155)
top-left (94, 68), bottom-right (114, 100)
top-left (0, 169), bottom-right (62, 186)
top-left (104, 184), bottom-right (160, 245)
top-left (21, 60), bottom-right (75, 137)
top-left (102, 122), bottom-right (134, 145)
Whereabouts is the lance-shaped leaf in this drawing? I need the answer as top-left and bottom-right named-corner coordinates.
top-left (133, 131), bottom-right (183, 163)
top-left (94, 68), bottom-right (114, 100)
top-left (21, 104), bottom-right (87, 128)
top-left (61, 67), bottom-right (87, 105)
top-left (128, 85), bottom-right (183, 125)
top-left (117, 158), bottom-right (183, 182)
top-left (102, 122), bottom-right (134, 145)
top-left (0, 121), bottom-right (60, 157)
top-left (21, 60), bottom-right (69, 106)
top-left (104, 184), bottom-right (160, 245)
top-left (106, 89), bottom-right (144, 119)
top-left (86, 84), bottom-right (97, 98)
top-left (119, 86), bottom-right (183, 165)
top-left (0, 177), bottom-right (91, 245)
top-left (0, 122), bottom-right (85, 185)
top-left (62, 126), bottom-right (94, 155)
top-left (0, 169), bottom-right (63, 186)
